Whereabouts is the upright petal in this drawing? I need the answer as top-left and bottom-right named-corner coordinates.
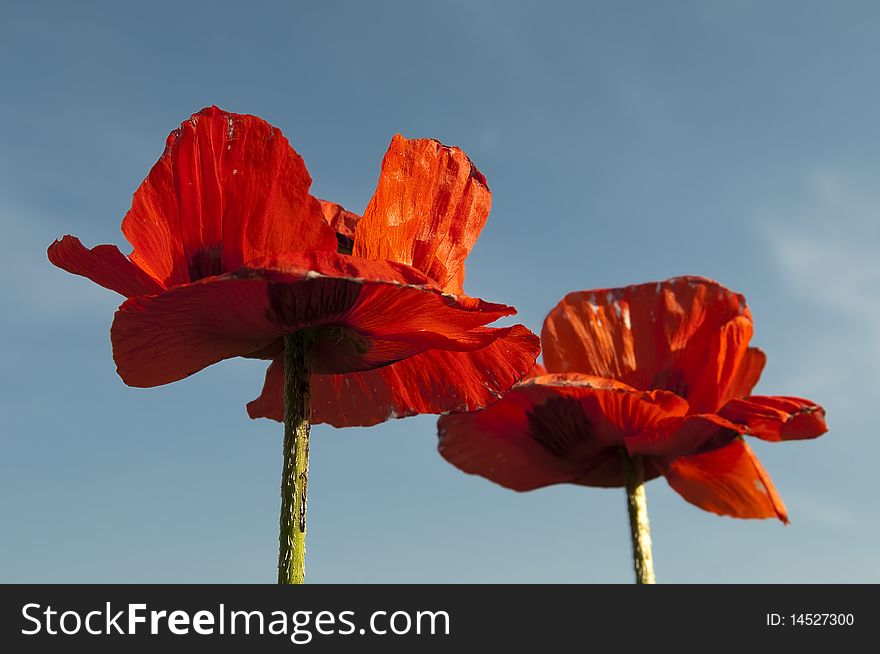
top-left (248, 325), bottom-right (540, 427)
top-left (121, 106), bottom-right (337, 286)
top-left (353, 134), bottom-right (490, 294)
top-left (719, 396), bottom-right (828, 442)
top-left (664, 439), bottom-right (788, 522)
top-left (541, 277), bottom-right (754, 413)
top-left (48, 235), bottom-right (164, 297)
top-left (725, 347), bottom-right (766, 401)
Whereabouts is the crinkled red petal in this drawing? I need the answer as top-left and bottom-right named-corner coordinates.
top-left (625, 413), bottom-right (742, 459)
top-left (541, 276), bottom-right (754, 413)
top-left (719, 395), bottom-right (828, 442)
top-left (248, 325), bottom-right (540, 427)
top-left (438, 374), bottom-right (686, 490)
top-left (121, 106), bottom-right (337, 286)
top-left (353, 134), bottom-right (490, 294)
top-left (48, 235), bottom-right (164, 297)
top-left (664, 438), bottom-right (789, 522)
top-left (112, 251), bottom-right (516, 387)
top-left (724, 347), bottom-right (766, 402)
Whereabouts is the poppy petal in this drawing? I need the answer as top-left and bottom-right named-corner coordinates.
top-left (48, 235), bottom-right (164, 297)
top-left (525, 362), bottom-right (548, 379)
top-left (541, 276), bottom-right (754, 413)
top-left (625, 413), bottom-right (742, 459)
top-left (725, 347), bottom-right (766, 402)
top-left (353, 134), bottom-right (490, 294)
top-left (121, 106), bottom-right (337, 286)
top-left (317, 198), bottom-right (361, 254)
top-left (719, 395), bottom-right (828, 442)
top-left (438, 374), bottom-right (686, 491)
top-left (113, 276), bottom-right (281, 387)
top-left (111, 251), bottom-right (516, 387)
top-left (248, 324), bottom-right (540, 426)
top-left (664, 439), bottom-right (788, 522)
top-left (245, 356), bottom-right (284, 422)
top-left (438, 379), bottom-right (593, 492)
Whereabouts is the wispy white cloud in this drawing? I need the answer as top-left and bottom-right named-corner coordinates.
top-left (759, 167), bottom-right (880, 410)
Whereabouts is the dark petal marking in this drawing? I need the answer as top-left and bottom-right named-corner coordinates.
top-left (527, 397), bottom-right (595, 459)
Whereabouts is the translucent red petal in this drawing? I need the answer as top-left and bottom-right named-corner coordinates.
top-left (664, 439), bottom-right (789, 522)
top-left (248, 325), bottom-right (540, 427)
top-left (121, 106), bottom-right (337, 287)
top-left (541, 276), bottom-right (754, 413)
top-left (48, 235), bottom-right (164, 297)
top-left (719, 395), bottom-right (828, 442)
top-left (353, 135), bottom-right (490, 294)
top-left (112, 251), bottom-right (516, 387)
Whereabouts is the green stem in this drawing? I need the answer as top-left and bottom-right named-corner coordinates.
top-left (278, 331), bottom-right (313, 584)
top-left (621, 451), bottom-right (656, 584)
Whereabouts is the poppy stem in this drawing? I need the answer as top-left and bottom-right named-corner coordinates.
top-left (278, 330), bottom-right (314, 584)
top-left (621, 451), bottom-right (656, 584)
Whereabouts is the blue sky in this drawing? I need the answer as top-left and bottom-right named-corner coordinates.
top-left (1, 0), bottom-right (877, 582)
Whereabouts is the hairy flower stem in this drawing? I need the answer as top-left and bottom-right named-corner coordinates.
top-left (621, 451), bottom-right (656, 584)
top-left (278, 330), bottom-right (314, 584)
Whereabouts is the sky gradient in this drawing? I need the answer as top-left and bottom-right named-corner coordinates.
top-left (1, 0), bottom-right (877, 582)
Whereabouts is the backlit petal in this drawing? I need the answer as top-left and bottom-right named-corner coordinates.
top-left (541, 276), bottom-right (753, 413)
top-left (525, 362), bottom-right (548, 379)
top-left (719, 395), bottom-right (828, 442)
top-left (248, 325), bottom-right (540, 427)
top-left (438, 374), bottom-right (685, 490)
top-left (724, 346), bottom-right (766, 402)
top-left (664, 439), bottom-right (788, 522)
top-left (625, 413), bottom-right (741, 458)
top-left (121, 106), bottom-right (337, 286)
top-left (353, 134), bottom-right (490, 294)
top-left (48, 235), bottom-right (164, 297)
top-left (112, 251), bottom-right (516, 387)
top-left (317, 198), bottom-right (361, 254)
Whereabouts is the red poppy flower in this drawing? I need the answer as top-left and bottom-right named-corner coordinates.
top-left (48, 106), bottom-right (539, 427)
top-left (439, 277), bottom-right (828, 522)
